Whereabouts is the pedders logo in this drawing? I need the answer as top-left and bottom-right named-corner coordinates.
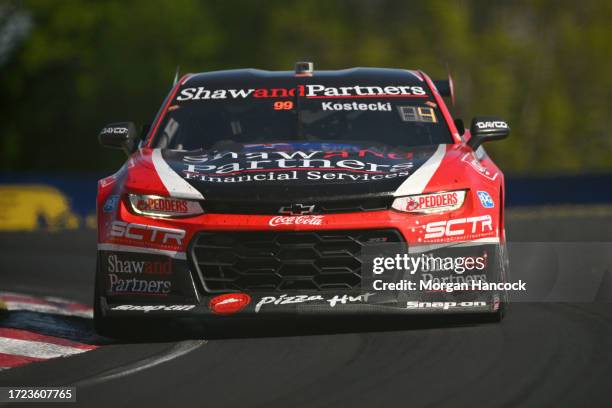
top-left (209, 293), bottom-right (251, 315)
top-left (269, 215), bottom-right (324, 227)
top-left (135, 197), bottom-right (189, 213)
top-left (416, 191), bottom-right (458, 210)
top-left (404, 191), bottom-right (459, 212)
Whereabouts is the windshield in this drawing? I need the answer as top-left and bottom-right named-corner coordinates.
top-left (153, 81), bottom-right (454, 151)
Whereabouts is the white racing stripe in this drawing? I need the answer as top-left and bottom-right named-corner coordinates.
top-left (0, 338), bottom-right (90, 359)
top-left (394, 144), bottom-right (446, 197)
top-left (97, 243), bottom-right (187, 260)
top-left (151, 148), bottom-right (204, 200)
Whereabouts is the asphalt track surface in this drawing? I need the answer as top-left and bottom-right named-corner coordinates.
top-left (1, 208), bottom-right (612, 407)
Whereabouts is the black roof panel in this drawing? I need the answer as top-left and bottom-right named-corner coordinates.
top-left (184, 67), bottom-right (425, 86)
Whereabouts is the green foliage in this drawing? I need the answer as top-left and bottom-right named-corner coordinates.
top-left (1, 0), bottom-right (610, 173)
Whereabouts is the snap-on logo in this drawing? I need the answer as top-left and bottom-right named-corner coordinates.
top-left (209, 293), bottom-right (251, 315)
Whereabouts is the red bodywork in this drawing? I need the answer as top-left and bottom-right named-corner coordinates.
top-left (95, 69), bottom-right (506, 318)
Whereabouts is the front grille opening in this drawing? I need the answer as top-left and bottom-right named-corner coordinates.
top-left (190, 229), bottom-right (405, 293)
top-left (200, 197), bottom-right (392, 215)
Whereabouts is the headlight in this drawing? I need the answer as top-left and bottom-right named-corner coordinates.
top-left (392, 190), bottom-right (466, 214)
top-left (128, 194), bottom-right (203, 218)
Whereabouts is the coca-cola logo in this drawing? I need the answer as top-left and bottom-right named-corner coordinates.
top-left (268, 215), bottom-right (325, 227)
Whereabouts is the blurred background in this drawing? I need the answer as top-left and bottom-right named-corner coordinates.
top-left (1, 0), bottom-right (611, 230)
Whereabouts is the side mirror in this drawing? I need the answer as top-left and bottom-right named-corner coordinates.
top-left (98, 122), bottom-right (138, 155)
top-left (468, 116), bottom-right (510, 150)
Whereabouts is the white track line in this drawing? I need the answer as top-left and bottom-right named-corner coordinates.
top-left (75, 340), bottom-right (205, 387)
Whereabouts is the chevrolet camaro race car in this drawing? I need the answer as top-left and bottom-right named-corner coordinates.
top-left (94, 62), bottom-right (511, 336)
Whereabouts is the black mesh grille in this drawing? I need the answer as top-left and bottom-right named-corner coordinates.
top-left (190, 229), bottom-right (405, 292)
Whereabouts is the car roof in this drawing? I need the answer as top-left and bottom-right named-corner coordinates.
top-left (183, 67), bottom-right (426, 86)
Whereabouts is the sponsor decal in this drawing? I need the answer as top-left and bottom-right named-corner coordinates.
top-left (109, 221), bottom-right (185, 246)
top-left (209, 293), bottom-right (251, 315)
top-left (128, 194), bottom-right (203, 217)
top-left (416, 215), bottom-right (494, 242)
top-left (401, 191), bottom-right (459, 212)
top-left (269, 215), bottom-right (324, 227)
top-left (461, 153), bottom-right (498, 181)
top-left (181, 150), bottom-right (414, 182)
top-left (406, 301), bottom-right (487, 310)
top-left (477, 191), bottom-right (495, 208)
top-left (103, 195), bottom-right (120, 213)
top-left (475, 121), bottom-right (508, 129)
top-left (183, 170), bottom-right (413, 184)
top-left (101, 126), bottom-right (128, 134)
top-left (111, 304), bottom-right (196, 312)
top-left (134, 196), bottom-right (189, 214)
top-left (108, 274), bottom-right (171, 295)
top-left (107, 254), bottom-right (172, 275)
top-left (176, 84), bottom-right (427, 101)
top-left (321, 102), bottom-right (391, 111)
top-left (255, 293), bottom-right (375, 313)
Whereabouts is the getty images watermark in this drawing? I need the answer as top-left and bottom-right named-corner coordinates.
top-left (368, 253), bottom-right (527, 293)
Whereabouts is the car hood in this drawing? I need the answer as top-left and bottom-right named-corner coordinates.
top-left (149, 142), bottom-right (448, 203)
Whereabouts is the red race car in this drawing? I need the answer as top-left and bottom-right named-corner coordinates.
top-left (94, 62), bottom-right (510, 336)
